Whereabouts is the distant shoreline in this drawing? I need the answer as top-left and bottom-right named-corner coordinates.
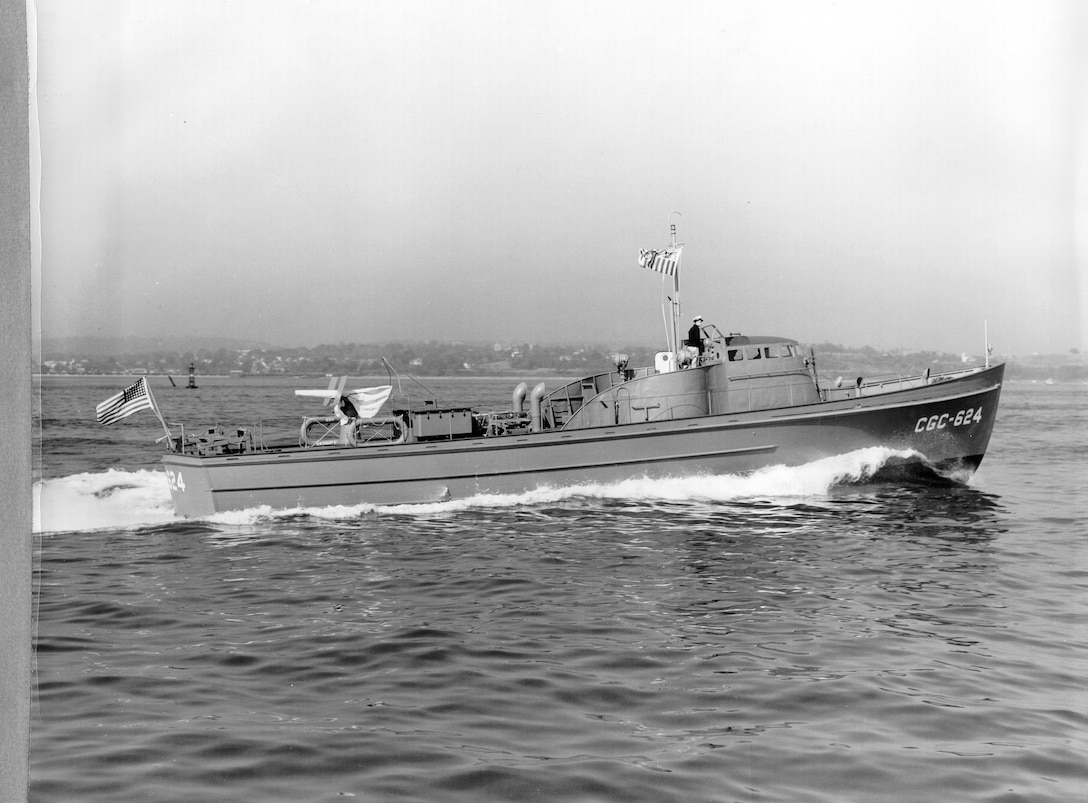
top-left (34, 373), bottom-right (577, 381)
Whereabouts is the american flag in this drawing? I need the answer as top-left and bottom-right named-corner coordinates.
top-left (96, 377), bottom-right (154, 426)
top-left (638, 245), bottom-right (682, 276)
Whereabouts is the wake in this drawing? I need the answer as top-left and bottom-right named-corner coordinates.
top-left (33, 447), bottom-right (955, 533)
top-left (34, 468), bottom-right (177, 534)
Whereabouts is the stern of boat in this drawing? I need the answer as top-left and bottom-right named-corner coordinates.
top-left (162, 455), bottom-right (218, 518)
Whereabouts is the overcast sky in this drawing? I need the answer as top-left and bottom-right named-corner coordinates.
top-left (31, 0), bottom-right (1086, 355)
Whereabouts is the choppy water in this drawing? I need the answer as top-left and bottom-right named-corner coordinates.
top-left (31, 376), bottom-right (1088, 802)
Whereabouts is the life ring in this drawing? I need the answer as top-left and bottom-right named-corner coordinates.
top-left (300, 416), bottom-right (342, 447)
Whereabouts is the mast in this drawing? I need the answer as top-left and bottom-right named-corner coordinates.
top-left (640, 215), bottom-right (684, 358)
top-left (669, 213), bottom-right (682, 356)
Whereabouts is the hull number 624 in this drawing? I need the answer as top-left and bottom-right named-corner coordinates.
top-left (916, 407), bottom-right (983, 433)
top-left (166, 469), bottom-right (186, 492)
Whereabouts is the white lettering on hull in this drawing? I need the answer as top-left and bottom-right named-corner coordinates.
top-left (915, 407), bottom-right (984, 433)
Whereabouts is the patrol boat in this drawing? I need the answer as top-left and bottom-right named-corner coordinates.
top-left (159, 229), bottom-right (1004, 517)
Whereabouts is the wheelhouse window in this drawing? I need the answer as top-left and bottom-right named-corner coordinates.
top-left (729, 343), bottom-right (797, 361)
top-left (763, 344), bottom-right (793, 358)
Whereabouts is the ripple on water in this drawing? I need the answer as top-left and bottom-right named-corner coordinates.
top-left (31, 442), bottom-right (1088, 802)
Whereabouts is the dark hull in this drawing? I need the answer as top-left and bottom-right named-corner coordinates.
top-left (163, 363), bottom-right (1004, 517)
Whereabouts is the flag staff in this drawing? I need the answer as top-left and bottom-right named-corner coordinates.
top-left (95, 376), bottom-right (175, 448)
top-left (144, 378), bottom-right (175, 446)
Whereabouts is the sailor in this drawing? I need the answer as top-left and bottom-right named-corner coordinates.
top-left (687, 316), bottom-right (706, 355)
top-left (337, 394), bottom-right (360, 421)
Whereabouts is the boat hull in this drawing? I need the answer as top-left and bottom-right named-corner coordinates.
top-left (162, 364), bottom-right (1004, 517)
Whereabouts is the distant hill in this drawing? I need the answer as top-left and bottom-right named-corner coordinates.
top-left (40, 335), bottom-right (276, 358)
top-left (34, 336), bottom-right (1087, 382)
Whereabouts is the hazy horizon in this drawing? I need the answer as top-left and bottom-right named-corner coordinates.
top-left (39, 331), bottom-right (1078, 362)
top-left (32, 1), bottom-right (1086, 356)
